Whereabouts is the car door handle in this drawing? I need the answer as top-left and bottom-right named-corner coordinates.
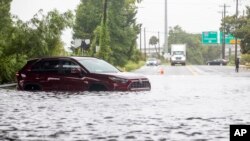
top-left (48, 77), bottom-right (60, 81)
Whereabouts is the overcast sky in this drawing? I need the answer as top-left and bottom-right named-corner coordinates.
top-left (11, 0), bottom-right (250, 49)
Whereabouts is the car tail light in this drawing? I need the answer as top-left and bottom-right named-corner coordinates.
top-left (16, 72), bottom-right (26, 80)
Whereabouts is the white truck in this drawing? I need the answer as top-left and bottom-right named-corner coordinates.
top-left (170, 44), bottom-right (186, 66)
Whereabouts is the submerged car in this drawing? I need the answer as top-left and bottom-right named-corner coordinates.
top-left (16, 57), bottom-right (151, 91)
top-left (206, 59), bottom-right (228, 66)
top-left (146, 58), bottom-right (159, 66)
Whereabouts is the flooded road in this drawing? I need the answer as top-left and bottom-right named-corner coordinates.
top-left (1, 65), bottom-right (250, 141)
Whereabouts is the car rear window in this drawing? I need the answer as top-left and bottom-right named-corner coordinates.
top-left (19, 59), bottom-right (39, 72)
top-left (31, 60), bottom-right (60, 73)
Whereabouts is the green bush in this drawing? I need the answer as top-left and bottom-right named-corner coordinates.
top-left (228, 56), bottom-right (236, 66)
top-left (123, 61), bottom-right (145, 72)
top-left (241, 54), bottom-right (250, 65)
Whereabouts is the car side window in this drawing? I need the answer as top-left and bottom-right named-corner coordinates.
top-left (60, 60), bottom-right (81, 75)
top-left (31, 60), bottom-right (60, 73)
top-left (31, 61), bottom-right (42, 71)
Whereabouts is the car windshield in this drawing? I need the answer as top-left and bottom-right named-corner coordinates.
top-left (173, 51), bottom-right (184, 55)
top-left (147, 58), bottom-right (157, 61)
top-left (77, 58), bottom-right (120, 73)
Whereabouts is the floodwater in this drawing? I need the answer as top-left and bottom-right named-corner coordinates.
top-left (0, 75), bottom-right (250, 141)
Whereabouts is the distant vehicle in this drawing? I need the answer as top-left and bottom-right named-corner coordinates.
top-left (206, 59), bottom-right (228, 66)
top-left (146, 58), bottom-right (159, 66)
top-left (16, 57), bottom-right (151, 91)
top-left (170, 44), bottom-right (186, 66)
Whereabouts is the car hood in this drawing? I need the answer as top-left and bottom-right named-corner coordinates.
top-left (96, 72), bottom-right (147, 80)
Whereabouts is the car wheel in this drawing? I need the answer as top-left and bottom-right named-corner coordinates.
top-left (89, 84), bottom-right (107, 91)
top-left (24, 84), bottom-right (41, 91)
top-left (220, 63), bottom-right (223, 66)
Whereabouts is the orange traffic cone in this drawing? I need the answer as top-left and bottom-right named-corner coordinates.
top-left (159, 67), bottom-right (164, 75)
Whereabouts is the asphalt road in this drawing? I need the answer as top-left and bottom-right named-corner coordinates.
top-left (135, 65), bottom-right (250, 77)
top-left (0, 65), bottom-right (250, 141)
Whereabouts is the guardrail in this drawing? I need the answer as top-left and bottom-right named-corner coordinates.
top-left (240, 65), bottom-right (250, 70)
top-left (0, 83), bottom-right (17, 88)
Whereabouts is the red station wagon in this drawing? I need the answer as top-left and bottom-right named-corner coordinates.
top-left (16, 57), bottom-right (151, 91)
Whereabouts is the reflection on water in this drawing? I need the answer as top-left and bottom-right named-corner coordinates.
top-left (0, 76), bottom-right (250, 141)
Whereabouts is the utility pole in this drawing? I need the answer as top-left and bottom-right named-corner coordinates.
top-left (218, 10), bottom-right (225, 59)
top-left (219, 4), bottom-right (230, 59)
top-left (139, 25), bottom-right (142, 52)
top-left (235, 0), bottom-right (239, 63)
top-left (103, 0), bottom-right (108, 25)
top-left (144, 28), bottom-right (147, 59)
top-left (158, 31), bottom-right (160, 56)
top-left (164, 0), bottom-right (168, 55)
top-left (222, 4), bottom-right (226, 59)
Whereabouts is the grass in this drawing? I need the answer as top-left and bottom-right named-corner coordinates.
top-left (118, 61), bottom-right (145, 72)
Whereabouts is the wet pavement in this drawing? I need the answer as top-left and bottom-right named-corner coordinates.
top-left (0, 65), bottom-right (250, 141)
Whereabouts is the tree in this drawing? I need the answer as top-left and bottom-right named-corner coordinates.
top-left (97, 0), bottom-right (112, 62)
top-left (73, 0), bottom-right (142, 66)
top-left (73, 0), bottom-right (102, 40)
top-left (223, 6), bottom-right (250, 54)
top-left (0, 0), bottom-right (15, 83)
top-left (0, 2), bottom-right (73, 83)
top-left (149, 36), bottom-right (159, 56)
top-left (23, 10), bottom-right (73, 58)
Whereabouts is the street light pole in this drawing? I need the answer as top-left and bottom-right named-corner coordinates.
top-left (164, 0), bottom-right (168, 54)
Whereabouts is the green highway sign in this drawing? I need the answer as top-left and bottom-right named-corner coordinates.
top-left (220, 33), bottom-right (235, 44)
top-left (202, 31), bottom-right (236, 44)
top-left (202, 31), bottom-right (218, 44)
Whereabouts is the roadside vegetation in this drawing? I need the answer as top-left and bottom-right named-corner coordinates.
top-left (72, 0), bottom-right (143, 67)
top-left (0, 0), bottom-right (144, 84)
top-left (123, 61), bottom-right (145, 72)
top-left (0, 0), bottom-right (73, 84)
top-left (1, 1), bottom-right (250, 84)
top-left (222, 6), bottom-right (250, 66)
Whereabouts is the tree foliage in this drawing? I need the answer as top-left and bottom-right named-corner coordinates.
top-left (73, 0), bottom-right (141, 66)
top-left (149, 36), bottom-right (159, 55)
top-left (73, 0), bottom-right (102, 40)
top-left (223, 6), bottom-right (250, 54)
top-left (0, 0), bottom-right (15, 83)
top-left (24, 10), bottom-right (73, 57)
top-left (0, 0), bottom-right (73, 84)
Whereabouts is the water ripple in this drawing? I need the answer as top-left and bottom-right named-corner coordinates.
top-left (0, 75), bottom-right (250, 140)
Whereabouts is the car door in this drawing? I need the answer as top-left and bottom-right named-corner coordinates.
top-left (31, 59), bottom-right (62, 91)
top-left (59, 59), bottom-right (87, 91)
top-left (212, 60), bottom-right (219, 65)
